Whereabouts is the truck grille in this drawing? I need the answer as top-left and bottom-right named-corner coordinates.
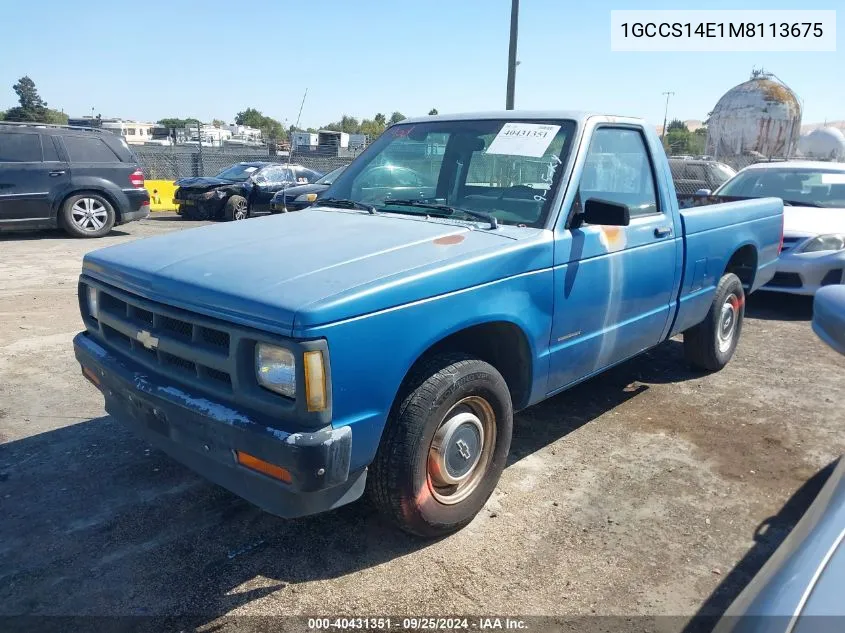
top-left (93, 287), bottom-right (234, 393)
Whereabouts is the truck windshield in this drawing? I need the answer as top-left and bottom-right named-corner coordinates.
top-left (717, 168), bottom-right (845, 209)
top-left (323, 119), bottom-right (577, 227)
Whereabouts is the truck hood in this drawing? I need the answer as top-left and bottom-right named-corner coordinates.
top-left (174, 176), bottom-right (240, 190)
top-left (82, 209), bottom-right (549, 337)
top-left (783, 206), bottom-right (845, 236)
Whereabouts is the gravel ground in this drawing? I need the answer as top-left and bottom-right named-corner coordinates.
top-left (1, 215), bottom-right (843, 630)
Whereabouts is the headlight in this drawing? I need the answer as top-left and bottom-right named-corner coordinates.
top-left (801, 234), bottom-right (845, 253)
top-left (86, 286), bottom-right (99, 319)
top-left (255, 343), bottom-right (296, 398)
top-left (295, 193), bottom-right (318, 203)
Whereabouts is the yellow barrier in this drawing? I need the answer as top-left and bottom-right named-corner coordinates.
top-left (145, 180), bottom-right (178, 211)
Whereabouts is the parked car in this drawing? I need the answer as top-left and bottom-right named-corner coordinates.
top-left (173, 162), bottom-right (322, 221)
top-left (712, 161), bottom-right (845, 295)
top-left (270, 165), bottom-right (347, 213)
top-left (0, 121), bottom-right (150, 238)
top-left (715, 286), bottom-right (845, 633)
top-left (73, 111), bottom-right (782, 537)
top-left (668, 157), bottom-right (736, 195)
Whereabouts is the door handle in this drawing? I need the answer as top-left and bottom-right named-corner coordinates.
top-left (49, 170), bottom-right (66, 177)
top-left (654, 226), bottom-right (672, 238)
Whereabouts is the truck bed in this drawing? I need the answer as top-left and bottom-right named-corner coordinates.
top-left (671, 196), bottom-right (783, 336)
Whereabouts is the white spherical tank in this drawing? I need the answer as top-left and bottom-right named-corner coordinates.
top-left (706, 71), bottom-right (802, 159)
top-left (798, 127), bottom-right (845, 160)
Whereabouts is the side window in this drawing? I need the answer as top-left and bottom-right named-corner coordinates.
top-left (63, 136), bottom-right (121, 163)
top-left (41, 135), bottom-right (60, 162)
top-left (0, 132), bottom-right (42, 162)
top-left (577, 128), bottom-right (659, 219)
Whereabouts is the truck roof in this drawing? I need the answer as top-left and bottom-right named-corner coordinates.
top-left (401, 111), bottom-right (638, 126)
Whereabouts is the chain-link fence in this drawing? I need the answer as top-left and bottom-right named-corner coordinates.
top-left (134, 146), bottom-right (355, 180)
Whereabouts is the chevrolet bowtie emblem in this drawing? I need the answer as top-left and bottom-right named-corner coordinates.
top-left (136, 330), bottom-right (159, 350)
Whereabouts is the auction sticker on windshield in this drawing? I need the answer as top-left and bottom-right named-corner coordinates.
top-left (821, 173), bottom-right (845, 184)
top-left (486, 123), bottom-right (561, 157)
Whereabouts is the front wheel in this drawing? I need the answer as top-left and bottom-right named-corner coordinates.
top-left (368, 353), bottom-right (513, 537)
top-left (224, 195), bottom-right (249, 221)
top-left (683, 272), bottom-right (745, 371)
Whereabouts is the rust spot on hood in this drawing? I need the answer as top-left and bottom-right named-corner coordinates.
top-left (434, 234), bottom-right (465, 246)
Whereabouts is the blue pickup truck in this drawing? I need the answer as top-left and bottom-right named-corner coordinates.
top-left (73, 112), bottom-right (783, 536)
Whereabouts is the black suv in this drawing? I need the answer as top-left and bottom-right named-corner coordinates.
top-left (0, 122), bottom-right (150, 238)
top-left (668, 158), bottom-right (736, 196)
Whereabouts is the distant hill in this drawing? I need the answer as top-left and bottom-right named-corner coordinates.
top-left (655, 119), bottom-right (845, 136)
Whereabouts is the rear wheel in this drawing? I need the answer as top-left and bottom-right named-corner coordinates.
top-left (224, 195), bottom-right (249, 221)
top-left (368, 353), bottom-right (513, 537)
top-left (61, 193), bottom-right (116, 238)
top-left (684, 272), bottom-right (745, 371)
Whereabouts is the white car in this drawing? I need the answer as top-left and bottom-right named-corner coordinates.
top-left (714, 161), bottom-right (845, 295)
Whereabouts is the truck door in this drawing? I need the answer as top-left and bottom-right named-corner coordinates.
top-left (547, 125), bottom-right (680, 392)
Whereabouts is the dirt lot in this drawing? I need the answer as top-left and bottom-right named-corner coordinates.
top-left (1, 215), bottom-right (843, 630)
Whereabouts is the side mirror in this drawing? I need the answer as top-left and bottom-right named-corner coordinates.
top-left (812, 286), bottom-right (845, 356)
top-left (694, 188), bottom-right (712, 197)
top-left (583, 198), bottom-right (630, 226)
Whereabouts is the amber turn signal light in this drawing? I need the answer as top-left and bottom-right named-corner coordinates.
top-left (235, 450), bottom-right (292, 483)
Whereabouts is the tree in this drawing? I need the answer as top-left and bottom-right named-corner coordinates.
top-left (4, 76), bottom-right (65, 123)
top-left (211, 118), bottom-right (226, 128)
top-left (0, 111), bottom-right (6, 121)
top-left (359, 118), bottom-right (384, 140)
top-left (666, 118), bottom-right (687, 133)
top-left (374, 113), bottom-right (386, 127)
top-left (428, 108), bottom-right (439, 116)
top-left (157, 117), bottom-right (195, 129)
top-left (235, 108), bottom-right (287, 141)
top-left (389, 111), bottom-right (406, 125)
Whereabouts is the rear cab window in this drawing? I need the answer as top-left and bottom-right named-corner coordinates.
top-left (0, 132), bottom-right (43, 162)
top-left (62, 135), bottom-right (122, 163)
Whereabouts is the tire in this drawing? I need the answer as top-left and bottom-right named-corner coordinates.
top-left (61, 193), bottom-right (116, 238)
top-left (223, 195), bottom-right (249, 221)
top-left (368, 353), bottom-right (513, 537)
top-left (683, 272), bottom-right (745, 371)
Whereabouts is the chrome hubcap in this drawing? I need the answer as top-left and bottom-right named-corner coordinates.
top-left (718, 293), bottom-right (739, 352)
top-left (428, 396), bottom-right (496, 505)
top-left (233, 201), bottom-right (247, 220)
top-left (71, 198), bottom-right (108, 231)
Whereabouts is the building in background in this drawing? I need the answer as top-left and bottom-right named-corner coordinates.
top-left (224, 124), bottom-right (263, 148)
top-left (291, 132), bottom-right (318, 151)
top-left (705, 70), bottom-right (802, 160)
top-left (68, 117), bottom-right (158, 144)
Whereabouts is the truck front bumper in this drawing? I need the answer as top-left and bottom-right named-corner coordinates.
top-left (73, 332), bottom-right (366, 518)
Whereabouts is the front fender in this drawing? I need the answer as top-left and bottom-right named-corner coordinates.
top-left (298, 268), bottom-right (555, 472)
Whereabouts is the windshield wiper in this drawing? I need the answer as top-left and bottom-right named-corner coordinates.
top-left (382, 199), bottom-right (498, 229)
top-left (318, 198), bottom-right (376, 214)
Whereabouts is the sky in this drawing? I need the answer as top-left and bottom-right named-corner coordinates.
top-left (0, 0), bottom-right (842, 128)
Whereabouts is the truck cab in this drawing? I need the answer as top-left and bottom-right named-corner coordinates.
top-left (74, 111), bottom-right (783, 536)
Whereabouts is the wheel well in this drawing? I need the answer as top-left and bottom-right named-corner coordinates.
top-left (405, 321), bottom-right (533, 410)
top-left (56, 189), bottom-right (122, 226)
top-left (724, 245), bottom-right (757, 290)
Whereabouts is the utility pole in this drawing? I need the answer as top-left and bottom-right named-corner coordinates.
top-left (661, 91), bottom-right (674, 143)
top-left (505, 0), bottom-right (519, 110)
